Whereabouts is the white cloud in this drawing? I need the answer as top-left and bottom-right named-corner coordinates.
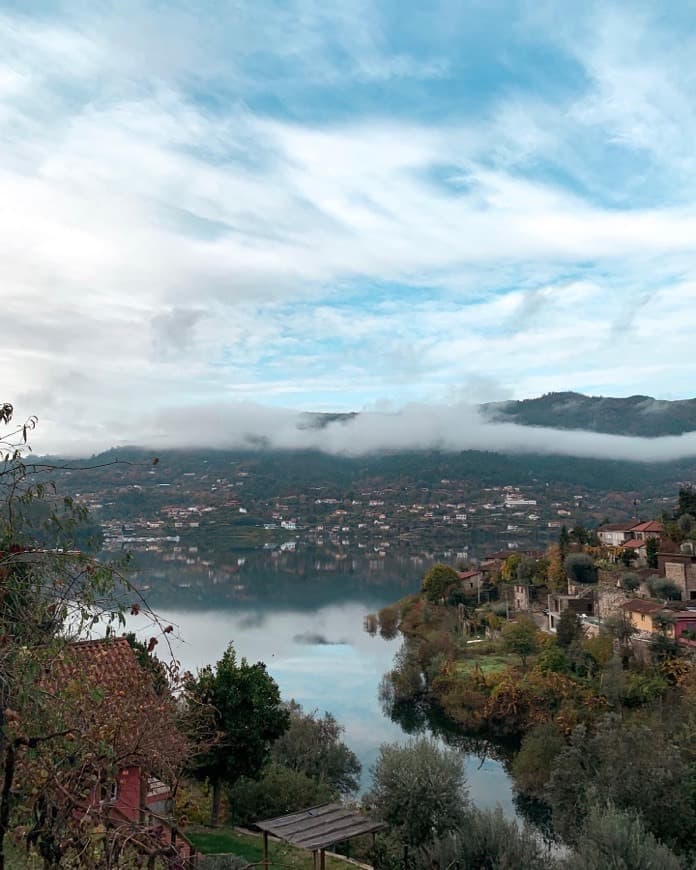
top-left (1, 2), bottom-right (696, 453)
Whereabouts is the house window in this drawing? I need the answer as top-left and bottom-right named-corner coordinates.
top-left (100, 782), bottom-right (118, 803)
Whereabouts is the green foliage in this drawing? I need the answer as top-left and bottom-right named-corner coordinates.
top-left (563, 803), bottom-right (682, 870)
top-left (556, 609), bottom-right (584, 650)
top-left (646, 536), bottom-right (659, 570)
top-left (417, 808), bottom-right (551, 870)
top-left (648, 576), bottom-right (682, 601)
top-left (228, 763), bottom-right (335, 826)
top-left (678, 487), bottom-right (696, 519)
top-left (535, 643), bottom-right (570, 674)
top-left (512, 722), bottom-right (567, 799)
top-left (621, 572), bottom-right (641, 593)
top-left (421, 563), bottom-right (460, 602)
top-left (547, 718), bottom-right (696, 852)
top-left (501, 618), bottom-right (540, 668)
top-left (366, 738), bottom-right (468, 846)
top-left (186, 642), bottom-right (289, 824)
top-left (378, 603), bottom-right (400, 639)
top-left (270, 701), bottom-right (361, 794)
top-left (564, 552), bottom-right (597, 585)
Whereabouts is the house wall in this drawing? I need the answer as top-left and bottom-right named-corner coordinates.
top-left (115, 767), bottom-right (142, 822)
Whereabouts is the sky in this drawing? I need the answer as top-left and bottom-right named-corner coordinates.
top-left (4, 1), bottom-right (696, 457)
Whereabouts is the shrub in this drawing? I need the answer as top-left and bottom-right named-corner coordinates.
top-left (564, 553), bottom-right (597, 585)
top-left (512, 722), bottom-right (566, 798)
top-left (228, 764), bottom-right (335, 825)
top-left (365, 738), bottom-right (468, 846)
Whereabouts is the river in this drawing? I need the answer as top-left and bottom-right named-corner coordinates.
top-left (139, 580), bottom-right (519, 816)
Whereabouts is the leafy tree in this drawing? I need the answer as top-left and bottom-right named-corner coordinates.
top-left (559, 524), bottom-right (570, 555)
top-left (536, 643), bottom-right (570, 674)
top-left (677, 512), bottom-right (695, 537)
top-left (512, 722), bottom-right (566, 798)
top-left (569, 524), bottom-right (589, 545)
top-left (678, 487), bottom-right (696, 518)
top-left (501, 618), bottom-right (540, 668)
top-left (186, 643), bottom-right (290, 825)
top-left (547, 718), bottom-right (696, 852)
top-left (564, 803), bottom-right (682, 870)
top-left (378, 603), bottom-right (400, 639)
top-left (646, 536), bottom-right (659, 570)
top-left (421, 563), bottom-right (459, 602)
top-left (556, 608), bottom-right (584, 650)
top-left (270, 701), bottom-right (361, 794)
top-left (564, 552), bottom-right (597, 585)
top-left (0, 404), bottom-right (188, 868)
top-left (648, 576), bottom-right (682, 601)
top-left (228, 764), bottom-right (335, 826)
top-left (366, 738), bottom-right (468, 846)
top-left (621, 572), bottom-right (641, 593)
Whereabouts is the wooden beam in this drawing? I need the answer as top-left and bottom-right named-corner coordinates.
top-left (263, 831), bottom-right (269, 870)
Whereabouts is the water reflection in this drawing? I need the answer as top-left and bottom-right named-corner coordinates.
top-left (127, 585), bottom-right (521, 814)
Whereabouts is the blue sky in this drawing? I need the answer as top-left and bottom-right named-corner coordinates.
top-left (4, 1), bottom-right (696, 453)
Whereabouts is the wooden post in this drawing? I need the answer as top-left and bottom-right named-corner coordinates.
top-left (263, 831), bottom-right (269, 870)
top-left (320, 849), bottom-right (325, 870)
top-left (313, 851), bottom-right (317, 870)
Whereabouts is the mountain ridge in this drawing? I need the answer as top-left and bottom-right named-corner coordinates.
top-left (480, 391), bottom-right (696, 437)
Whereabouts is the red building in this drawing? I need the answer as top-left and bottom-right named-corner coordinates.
top-left (50, 637), bottom-right (195, 865)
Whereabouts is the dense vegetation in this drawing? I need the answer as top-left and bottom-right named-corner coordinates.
top-left (483, 390), bottom-right (696, 436)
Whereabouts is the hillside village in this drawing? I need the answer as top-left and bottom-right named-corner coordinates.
top-left (46, 450), bottom-right (689, 600)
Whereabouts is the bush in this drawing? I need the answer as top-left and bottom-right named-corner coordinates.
top-left (621, 573), bottom-right (641, 593)
top-left (422, 563), bottom-right (460, 602)
top-left (564, 553), bottom-right (597, 585)
top-left (228, 764), bottom-right (335, 825)
top-left (365, 738), bottom-right (468, 846)
top-left (417, 809), bottom-right (550, 870)
top-left (512, 722), bottom-right (566, 798)
top-left (647, 576), bottom-right (682, 601)
top-left (563, 803), bottom-right (682, 870)
top-left (378, 603), bottom-right (400, 639)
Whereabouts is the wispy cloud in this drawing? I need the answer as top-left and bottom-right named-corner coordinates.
top-left (2, 1), bottom-right (696, 453)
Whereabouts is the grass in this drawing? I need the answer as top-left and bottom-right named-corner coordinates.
top-left (186, 827), bottom-right (353, 869)
top-left (455, 653), bottom-right (516, 675)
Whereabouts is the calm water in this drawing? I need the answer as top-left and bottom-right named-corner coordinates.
top-left (137, 587), bottom-right (518, 815)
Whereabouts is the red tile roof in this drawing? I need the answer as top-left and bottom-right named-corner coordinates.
top-left (458, 570), bottom-right (482, 579)
top-left (621, 539), bottom-right (646, 549)
top-left (629, 521), bottom-right (664, 534)
top-left (50, 637), bottom-right (142, 688)
top-left (622, 599), bottom-right (664, 615)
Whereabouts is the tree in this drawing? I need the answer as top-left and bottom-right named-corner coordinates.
top-left (185, 643), bottom-right (290, 825)
top-left (366, 738), bottom-right (468, 846)
top-left (621, 572), bottom-right (641, 593)
top-left (547, 719), bottom-right (696, 852)
top-left (511, 722), bottom-right (566, 798)
top-left (564, 553), bottom-right (597, 585)
top-left (270, 701), bottom-right (361, 794)
top-left (228, 764), bottom-right (335, 826)
top-left (648, 576), bottom-right (682, 602)
top-left (421, 563), bottom-right (459, 602)
top-left (556, 608), bottom-right (584, 650)
top-left (501, 618), bottom-right (539, 668)
top-left (0, 404), bottom-right (187, 868)
top-left (646, 536), bottom-right (659, 570)
top-left (564, 803), bottom-right (682, 870)
top-left (677, 487), bottom-right (696, 518)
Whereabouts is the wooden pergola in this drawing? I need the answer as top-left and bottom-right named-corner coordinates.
top-left (255, 803), bottom-right (387, 870)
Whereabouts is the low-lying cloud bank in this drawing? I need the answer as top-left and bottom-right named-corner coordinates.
top-left (132, 402), bottom-right (696, 464)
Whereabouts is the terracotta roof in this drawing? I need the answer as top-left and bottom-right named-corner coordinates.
top-left (458, 570), bottom-right (482, 579)
top-left (50, 637), bottom-right (142, 689)
top-left (598, 523), bottom-right (634, 532)
top-left (622, 599), bottom-right (663, 615)
top-left (621, 539), bottom-right (646, 549)
top-left (629, 521), bottom-right (664, 534)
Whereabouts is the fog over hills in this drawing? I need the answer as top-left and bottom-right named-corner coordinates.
top-left (109, 392), bottom-right (696, 465)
